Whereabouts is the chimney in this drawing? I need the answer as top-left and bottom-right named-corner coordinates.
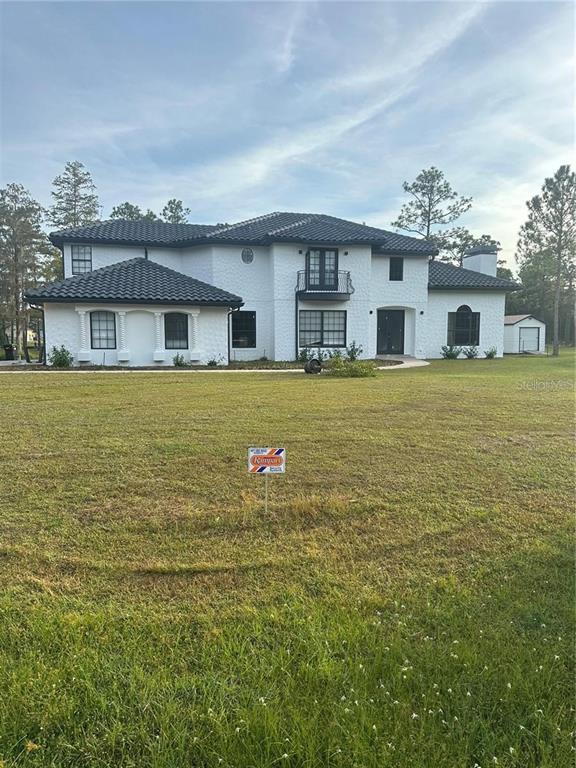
top-left (462, 245), bottom-right (498, 276)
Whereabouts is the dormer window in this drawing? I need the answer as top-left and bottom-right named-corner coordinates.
top-left (71, 245), bottom-right (92, 274)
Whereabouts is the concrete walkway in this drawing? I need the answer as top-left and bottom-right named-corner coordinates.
top-left (0, 357), bottom-right (429, 374)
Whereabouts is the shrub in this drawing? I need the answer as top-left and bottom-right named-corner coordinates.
top-left (297, 348), bottom-right (312, 363)
top-left (173, 353), bottom-right (188, 367)
top-left (207, 355), bottom-right (225, 367)
top-left (484, 347), bottom-right (497, 359)
top-left (440, 345), bottom-right (462, 359)
top-left (324, 358), bottom-right (376, 377)
top-left (346, 341), bottom-right (363, 361)
top-left (48, 345), bottom-right (73, 368)
top-left (463, 346), bottom-right (479, 359)
top-left (327, 348), bottom-right (344, 361)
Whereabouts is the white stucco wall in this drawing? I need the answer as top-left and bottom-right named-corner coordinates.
top-left (369, 255), bottom-right (429, 357)
top-left (56, 241), bottom-right (511, 363)
top-left (44, 303), bottom-right (229, 366)
top-left (422, 291), bottom-right (507, 358)
top-left (503, 318), bottom-right (546, 353)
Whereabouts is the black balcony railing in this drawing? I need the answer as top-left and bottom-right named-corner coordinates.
top-left (296, 270), bottom-right (354, 300)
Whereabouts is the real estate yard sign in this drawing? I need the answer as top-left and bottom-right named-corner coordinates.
top-left (248, 447), bottom-right (286, 474)
top-left (248, 447), bottom-right (285, 514)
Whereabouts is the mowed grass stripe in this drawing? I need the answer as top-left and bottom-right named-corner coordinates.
top-left (0, 354), bottom-right (573, 766)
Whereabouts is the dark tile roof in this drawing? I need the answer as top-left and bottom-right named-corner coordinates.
top-left (50, 212), bottom-right (437, 254)
top-left (25, 258), bottom-right (243, 307)
top-left (428, 260), bottom-right (519, 291)
top-left (50, 220), bottom-right (216, 247)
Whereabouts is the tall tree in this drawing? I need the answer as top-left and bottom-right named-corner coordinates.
top-left (517, 165), bottom-right (576, 355)
top-left (434, 227), bottom-right (500, 266)
top-left (0, 184), bottom-right (47, 359)
top-left (110, 202), bottom-right (159, 221)
top-left (391, 167), bottom-right (472, 242)
top-left (48, 161), bottom-right (100, 229)
top-left (161, 198), bottom-right (191, 224)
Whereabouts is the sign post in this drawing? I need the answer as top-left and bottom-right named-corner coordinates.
top-left (248, 447), bottom-right (286, 514)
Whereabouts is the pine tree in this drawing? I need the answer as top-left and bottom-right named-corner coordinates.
top-left (48, 161), bottom-right (100, 229)
top-left (0, 184), bottom-right (47, 358)
top-left (161, 199), bottom-right (191, 224)
top-left (517, 165), bottom-right (576, 355)
top-left (110, 202), bottom-right (159, 221)
top-left (391, 167), bottom-right (472, 241)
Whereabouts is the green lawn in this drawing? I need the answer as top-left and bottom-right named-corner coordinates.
top-left (0, 355), bottom-right (573, 767)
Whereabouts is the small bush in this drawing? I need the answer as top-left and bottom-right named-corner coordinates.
top-left (48, 345), bottom-right (73, 368)
top-left (324, 358), bottom-right (376, 377)
top-left (346, 341), bottom-right (363, 361)
top-left (297, 348), bottom-right (312, 363)
top-left (440, 345), bottom-right (462, 359)
top-left (173, 353), bottom-right (188, 367)
top-left (484, 347), bottom-right (497, 359)
top-left (327, 348), bottom-right (344, 361)
top-left (207, 355), bottom-right (225, 367)
top-left (463, 346), bottom-right (479, 359)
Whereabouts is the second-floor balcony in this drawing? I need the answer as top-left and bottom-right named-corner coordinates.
top-left (296, 270), bottom-right (354, 301)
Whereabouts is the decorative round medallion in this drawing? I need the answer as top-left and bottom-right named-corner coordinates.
top-left (241, 248), bottom-right (254, 264)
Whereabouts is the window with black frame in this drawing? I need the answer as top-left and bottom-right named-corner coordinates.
top-left (232, 311), bottom-right (256, 348)
top-left (299, 310), bottom-right (346, 347)
top-left (90, 311), bottom-right (116, 349)
top-left (71, 245), bottom-right (92, 274)
top-left (164, 312), bottom-right (188, 349)
top-left (389, 257), bottom-right (404, 281)
top-left (447, 305), bottom-right (480, 345)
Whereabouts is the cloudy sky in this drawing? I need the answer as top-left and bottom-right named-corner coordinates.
top-left (0, 1), bottom-right (573, 265)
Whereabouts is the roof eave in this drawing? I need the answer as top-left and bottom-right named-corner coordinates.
top-left (25, 295), bottom-right (243, 308)
top-left (428, 284), bottom-right (519, 292)
top-left (51, 232), bottom-right (438, 254)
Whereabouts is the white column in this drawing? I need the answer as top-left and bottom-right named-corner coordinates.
top-left (117, 311), bottom-right (129, 361)
top-left (153, 312), bottom-right (164, 361)
top-left (189, 310), bottom-right (200, 352)
top-left (77, 310), bottom-right (91, 362)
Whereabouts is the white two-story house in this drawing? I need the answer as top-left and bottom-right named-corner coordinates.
top-left (26, 212), bottom-right (517, 365)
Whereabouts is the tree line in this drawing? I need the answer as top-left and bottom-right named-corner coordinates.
top-left (0, 161), bottom-right (574, 359)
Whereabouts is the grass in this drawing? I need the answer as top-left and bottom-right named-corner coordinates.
top-left (0, 354), bottom-right (573, 767)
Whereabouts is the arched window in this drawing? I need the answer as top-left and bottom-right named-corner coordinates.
top-left (447, 305), bottom-right (480, 346)
top-left (90, 311), bottom-right (116, 349)
top-left (165, 312), bottom-right (188, 349)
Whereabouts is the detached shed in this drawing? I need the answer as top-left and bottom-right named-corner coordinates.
top-left (504, 315), bottom-right (546, 353)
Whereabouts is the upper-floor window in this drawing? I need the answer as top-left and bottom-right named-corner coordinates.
top-left (90, 311), bottom-right (116, 349)
top-left (389, 257), bottom-right (404, 281)
top-left (447, 305), bottom-right (480, 346)
top-left (306, 249), bottom-right (338, 289)
top-left (299, 310), bottom-right (346, 347)
top-left (232, 311), bottom-right (256, 348)
top-left (165, 313), bottom-right (188, 349)
top-left (71, 245), bottom-right (92, 274)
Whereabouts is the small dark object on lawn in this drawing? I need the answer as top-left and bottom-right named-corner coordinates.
top-left (304, 358), bottom-right (322, 374)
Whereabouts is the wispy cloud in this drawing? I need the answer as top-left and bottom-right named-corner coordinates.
top-left (0, 1), bottom-right (573, 266)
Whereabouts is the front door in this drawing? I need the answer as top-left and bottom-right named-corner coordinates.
top-left (377, 309), bottom-right (405, 354)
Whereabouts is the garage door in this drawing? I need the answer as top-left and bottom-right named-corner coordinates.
top-left (519, 327), bottom-right (539, 352)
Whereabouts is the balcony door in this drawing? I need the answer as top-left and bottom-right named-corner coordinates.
top-left (306, 249), bottom-right (338, 290)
